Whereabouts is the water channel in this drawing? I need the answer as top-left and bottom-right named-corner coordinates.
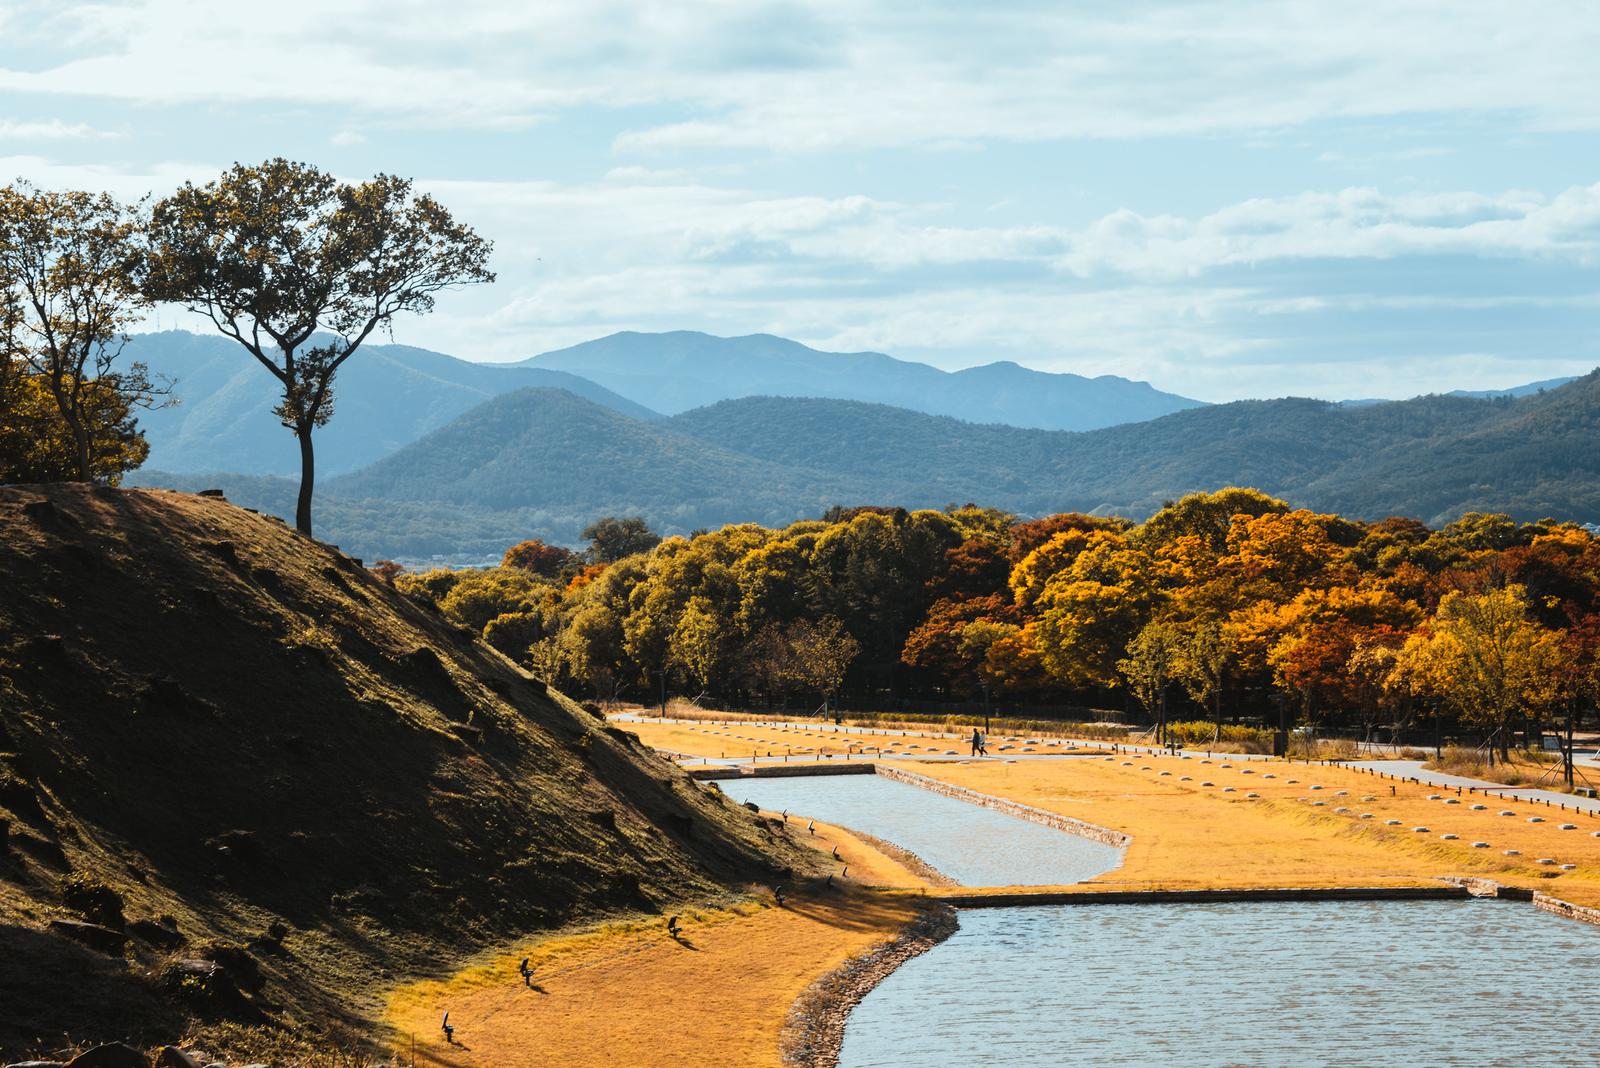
top-left (719, 772), bottom-right (1600, 1066)
top-left (716, 772), bottom-right (1122, 886)
top-left (839, 899), bottom-right (1600, 1067)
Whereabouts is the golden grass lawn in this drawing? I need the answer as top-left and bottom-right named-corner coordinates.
top-left (383, 818), bottom-right (933, 1067)
top-left (385, 894), bottom-right (927, 1068)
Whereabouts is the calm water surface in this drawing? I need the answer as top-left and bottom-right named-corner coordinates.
top-left (841, 900), bottom-right (1600, 1067)
top-left (716, 773), bottom-right (1121, 886)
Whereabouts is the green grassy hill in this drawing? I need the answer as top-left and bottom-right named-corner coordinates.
top-left (0, 485), bottom-right (802, 1060)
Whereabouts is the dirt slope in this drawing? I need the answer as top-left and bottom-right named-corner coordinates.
top-left (0, 485), bottom-right (803, 1059)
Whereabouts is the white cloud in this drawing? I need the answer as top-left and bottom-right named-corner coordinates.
top-left (375, 171), bottom-right (1600, 398)
top-left (0, 118), bottom-right (113, 140)
top-left (329, 129), bottom-right (367, 147)
top-left (1, 1), bottom-right (1597, 147)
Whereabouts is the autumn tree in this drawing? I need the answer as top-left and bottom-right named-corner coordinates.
top-left (144, 159), bottom-right (493, 535)
top-left (1034, 530), bottom-right (1161, 688)
top-left (368, 559), bottom-right (406, 585)
top-left (901, 593), bottom-right (1018, 694)
top-left (1133, 488), bottom-right (1288, 553)
top-left (0, 368), bottom-right (151, 483)
top-left (1398, 585), bottom-right (1567, 760)
top-left (557, 557), bottom-right (648, 705)
top-left (0, 183), bottom-right (165, 482)
top-left (669, 596), bottom-right (726, 696)
top-left (502, 538), bottom-right (577, 577)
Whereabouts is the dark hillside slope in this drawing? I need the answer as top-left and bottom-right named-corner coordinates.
top-left (0, 486), bottom-right (800, 1057)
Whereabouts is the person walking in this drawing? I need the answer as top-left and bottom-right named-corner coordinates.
top-left (971, 728), bottom-right (982, 756)
top-left (976, 731), bottom-right (988, 757)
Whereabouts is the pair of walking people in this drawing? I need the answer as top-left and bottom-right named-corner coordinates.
top-left (970, 728), bottom-right (988, 757)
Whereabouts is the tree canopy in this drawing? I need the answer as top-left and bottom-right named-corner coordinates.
top-left (390, 491), bottom-right (1600, 752)
top-left (144, 159), bottom-right (494, 535)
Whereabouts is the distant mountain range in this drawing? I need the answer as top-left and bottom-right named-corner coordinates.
top-left (137, 371), bottom-right (1600, 560)
top-left (128, 328), bottom-right (1582, 478)
top-left (129, 331), bottom-right (657, 476)
top-left (520, 330), bottom-right (1204, 429)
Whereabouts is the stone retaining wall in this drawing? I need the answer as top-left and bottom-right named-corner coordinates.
top-left (1533, 893), bottom-right (1600, 927)
top-left (942, 885), bottom-right (1471, 908)
top-left (874, 765), bottom-right (1131, 849)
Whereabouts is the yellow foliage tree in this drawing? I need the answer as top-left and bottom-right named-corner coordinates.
top-left (1394, 585), bottom-right (1567, 760)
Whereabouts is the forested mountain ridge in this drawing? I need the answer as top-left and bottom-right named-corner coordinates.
top-left (522, 329), bottom-right (1206, 429)
top-left (128, 331), bottom-right (659, 476)
top-left (137, 371), bottom-right (1600, 561)
top-left (327, 386), bottom-right (877, 520)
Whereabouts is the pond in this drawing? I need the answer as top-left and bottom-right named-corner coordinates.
top-left (840, 900), bottom-right (1600, 1067)
top-left (716, 773), bottom-right (1122, 886)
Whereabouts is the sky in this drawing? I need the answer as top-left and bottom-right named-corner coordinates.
top-left (1, 1), bottom-right (1598, 402)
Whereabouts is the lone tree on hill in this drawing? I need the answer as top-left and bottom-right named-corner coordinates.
top-left (143, 159), bottom-right (494, 536)
top-left (0, 183), bottom-right (166, 483)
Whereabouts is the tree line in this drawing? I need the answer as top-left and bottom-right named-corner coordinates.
top-left (0, 162), bottom-right (493, 533)
top-left (390, 490), bottom-right (1600, 758)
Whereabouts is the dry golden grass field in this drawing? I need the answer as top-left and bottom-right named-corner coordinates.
top-left (624, 717), bottom-right (1600, 904)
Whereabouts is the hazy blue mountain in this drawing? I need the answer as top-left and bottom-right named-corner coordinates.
top-left (142, 371), bottom-right (1600, 560)
top-left (1446, 376), bottom-right (1577, 399)
top-left (520, 330), bottom-right (1205, 430)
top-left (128, 331), bottom-right (658, 476)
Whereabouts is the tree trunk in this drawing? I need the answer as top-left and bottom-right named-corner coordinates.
top-left (71, 416), bottom-right (93, 482)
top-left (295, 422), bottom-right (316, 536)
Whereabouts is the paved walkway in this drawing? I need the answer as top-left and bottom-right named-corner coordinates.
top-left (1348, 759), bottom-right (1600, 815)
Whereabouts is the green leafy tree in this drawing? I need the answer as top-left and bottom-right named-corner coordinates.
top-left (784, 616), bottom-right (860, 720)
top-left (582, 516), bottom-right (662, 563)
top-left (1175, 620), bottom-right (1231, 743)
top-left (144, 159), bottom-right (494, 535)
top-left (1118, 620), bottom-right (1186, 743)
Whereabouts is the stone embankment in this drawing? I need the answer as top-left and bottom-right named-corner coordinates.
top-left (873, 765), bottom-right (1131, 849)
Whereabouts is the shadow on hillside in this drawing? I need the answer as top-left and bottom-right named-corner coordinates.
top-left (0, 924), bottom-right (185, 1061)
